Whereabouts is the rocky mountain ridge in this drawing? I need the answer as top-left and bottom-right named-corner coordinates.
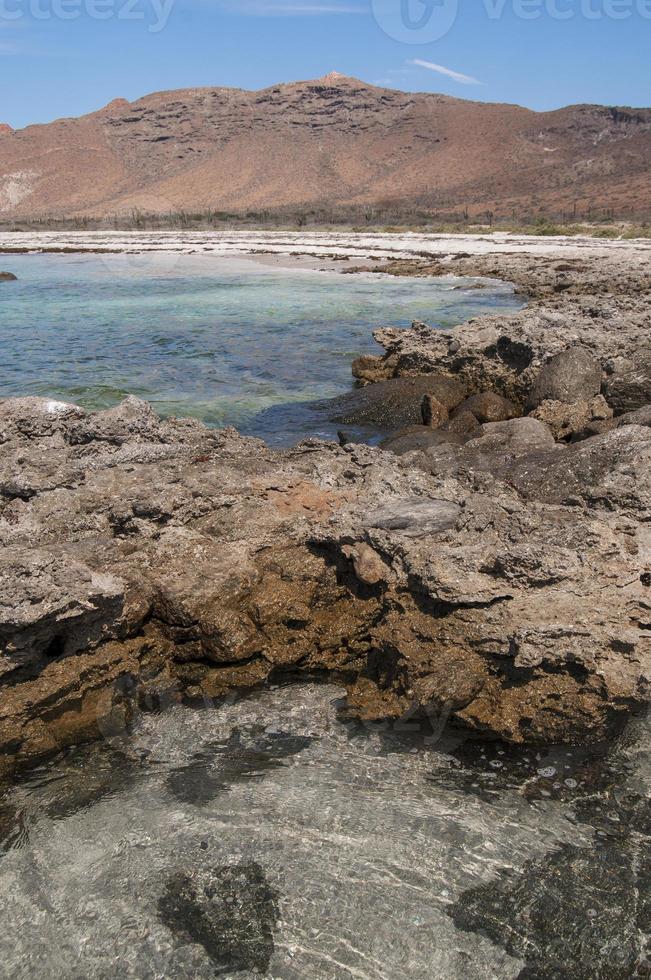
top-left (1, 74), bottom-right (650, 219)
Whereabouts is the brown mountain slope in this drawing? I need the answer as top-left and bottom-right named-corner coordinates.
top-left (1, 72), bottom-right (650, 219)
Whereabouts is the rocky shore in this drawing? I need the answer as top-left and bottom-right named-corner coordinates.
top-left (1, 245), bottom-right (650, 777)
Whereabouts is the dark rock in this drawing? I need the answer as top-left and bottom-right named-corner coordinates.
top-left (158, 862), bottom-right (278, 974)
top-left (329, 375), bottom-right (467, 430)
top-left (451, 391), bottom-right (520, 424)
top-left (0, 272), bottom-right (17, 282)
top-left (40, 744), bottom-right (139, 820)
top-left (451, 840), bottom-right (650, 978)
top-left (527, 346), bottom-right (602, 410)
top-left (443, 410), bottom-right (482, 437)
top-left (421, 393), bottom-right (449, 428)
top-left (380, 425), bottom-right (463, 455)
top-left (602, 347), bottom-right (651, 414)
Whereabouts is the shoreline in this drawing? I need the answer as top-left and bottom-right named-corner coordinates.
top-left (0, 237), bottom-right (650, 780)
top-left (2, 229), bottom-right (651, 265)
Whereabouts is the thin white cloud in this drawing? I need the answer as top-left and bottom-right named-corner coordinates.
top-left (408, 58), bottom-right (481, 86)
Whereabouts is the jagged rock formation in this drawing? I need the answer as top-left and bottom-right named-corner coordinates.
top-left (0, 385), bottom-right (649, 777)
top-left (1, 75), bottom-right (650, 218)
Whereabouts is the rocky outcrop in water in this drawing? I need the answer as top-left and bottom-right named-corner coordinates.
top-left (352, 250), bottom-right (651, 410)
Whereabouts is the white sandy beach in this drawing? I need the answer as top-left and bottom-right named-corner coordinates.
top-left (1, 229), bottom-right (650, 266)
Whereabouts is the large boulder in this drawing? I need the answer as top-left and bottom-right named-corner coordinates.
top-left (501, 424), bottom-right (651, 515)
top-left (380, 425), bottom-right (464, 455)
top-left (527, 347), bottom-right (602, 410)
top-left (602, 347), bottom-right (651, 414)
top-left (464, 416), bottom-right (556, 455)
top-left (451, 391), bottom-right (520, 424)
top-left (0, 272), bottom-right (17, 282)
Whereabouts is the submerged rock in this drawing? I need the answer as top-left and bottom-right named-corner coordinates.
top-left (158, 862), bottom-right (278, 974)
top-left (452, 840), bottom-right (649, 978)
top-left (165, 727), bottom-right (314, 806)
top-left (449, 724), bottom-right (651, 977)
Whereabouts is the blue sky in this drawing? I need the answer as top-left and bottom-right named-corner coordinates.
top-left (2, 0), bottom-right (650, 128)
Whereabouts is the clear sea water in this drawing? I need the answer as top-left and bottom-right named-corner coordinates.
top-left (0, 683), bottom-right (648, 978)
top-left (0, 253), bottom-right (521, 444)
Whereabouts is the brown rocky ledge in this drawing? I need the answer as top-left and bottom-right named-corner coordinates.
top-left (1, 249), bottom-right (651, 777)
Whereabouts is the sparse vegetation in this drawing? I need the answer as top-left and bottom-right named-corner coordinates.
top-left (1, 206), bottom-right (649, 239)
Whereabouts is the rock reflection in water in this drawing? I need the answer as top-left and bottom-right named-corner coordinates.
top-left (0, 683), bottom-right (647, 979)
top-left (166, 727), bottom-right (314, 806)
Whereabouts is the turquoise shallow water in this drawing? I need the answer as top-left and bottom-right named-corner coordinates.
top-left (0, 253), bottom-right (522, 444)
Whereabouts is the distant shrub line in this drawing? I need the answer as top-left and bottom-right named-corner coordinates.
top-left (1, 205), bottom-right (650, 239)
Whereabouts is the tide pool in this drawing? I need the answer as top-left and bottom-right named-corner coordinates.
top-left (0, 253), bottom-right (522, 444)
